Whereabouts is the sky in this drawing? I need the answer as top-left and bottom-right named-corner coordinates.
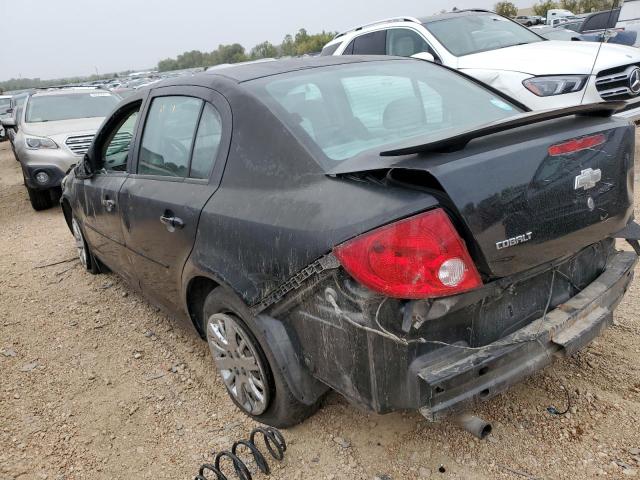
top-left (0, 0), bottom-right (532, 81)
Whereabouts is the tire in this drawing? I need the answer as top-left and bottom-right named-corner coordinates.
top-left (26, 186), bottom-right (53, 211)
top-left (203, 287), bottom-right (321, 428)
top-left (71, 216), bottom-right (101, 274)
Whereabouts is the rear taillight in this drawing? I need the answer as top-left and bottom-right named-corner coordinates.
top-left (548, 133), bottom-right (606, 156)
top-left (333, 209), bottom-right (482, 299)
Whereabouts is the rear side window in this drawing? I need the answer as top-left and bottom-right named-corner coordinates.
top-left (320, 43), bottom-right (340, 56)
top-left (138, 96), bottom-right (203, 177)
top-left (190, 103), bottom-right (223, 179)
top-left (351, 30), bottom-right (386, 55)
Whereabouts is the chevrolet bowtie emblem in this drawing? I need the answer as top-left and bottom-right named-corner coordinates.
top-left (574, 168), bottom-right (601, 191)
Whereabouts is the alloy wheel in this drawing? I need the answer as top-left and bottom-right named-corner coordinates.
top-left (206, 313), bottom-right (269, 415)
top-left (71, 218), bottom-right (88, 268)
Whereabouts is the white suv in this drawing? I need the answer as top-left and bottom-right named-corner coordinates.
top-left (322, 10), bottom-right (640, 121)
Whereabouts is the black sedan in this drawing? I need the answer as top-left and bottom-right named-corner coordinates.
top-left (61, 56), bottom-right (638, 430)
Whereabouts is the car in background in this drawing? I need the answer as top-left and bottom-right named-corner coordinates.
top-left (515, 15), bottom-right (541, 27)
top-left (2, 92), bottom-right (31, 158)
top-left (61, 55), bottom-right (638, 428)
top-left (0, 95), bottom-right (11, 141)
top-left (531, 25), bottom-right (585, 41)
top-left (322, 10), bottom-right (640, 121)
top-left (2, 87), bottom-right (120, 210)
top-left (546, 8), bottom-right (575, 25)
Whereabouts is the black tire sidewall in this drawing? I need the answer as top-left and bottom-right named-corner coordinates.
top-left (26, 185), bottom-right (53, 211)
top-left (71, 215), bottom-right (100, 274)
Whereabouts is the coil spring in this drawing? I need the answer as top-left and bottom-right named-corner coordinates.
top-left (195, 427), bottom-right (286, 480)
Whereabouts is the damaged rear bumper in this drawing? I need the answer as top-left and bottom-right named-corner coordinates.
top-left (418, 250), bottom-right (636, 420)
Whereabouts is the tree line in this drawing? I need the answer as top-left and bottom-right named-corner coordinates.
top-left (495, 0), bottom-right (620, 18)
top-left (0, 28), bottom-right (335, 93)
top-left (157, 29), bottom-right (336, 72)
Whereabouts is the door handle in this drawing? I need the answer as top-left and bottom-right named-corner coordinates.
top-left (102, 198), bottom-right (116, 212)
top-left (160, 214), bottom-right (185, 231)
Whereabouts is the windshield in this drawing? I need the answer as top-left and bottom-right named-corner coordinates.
top-left (247, 60), bottom-right (522, 167)
top-left (25, 92), bottom-right (119, 123)
top-left (0, 98), bottom-right (11, 113)
top-left (424, 13), bottom-right (544, 56)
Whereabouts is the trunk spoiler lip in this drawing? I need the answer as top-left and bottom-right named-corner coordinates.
top-left (378, 101), bottom-right (626, 158)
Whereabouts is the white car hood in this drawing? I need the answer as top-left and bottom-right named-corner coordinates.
top-left (457, 41), bottom-right (640, 75)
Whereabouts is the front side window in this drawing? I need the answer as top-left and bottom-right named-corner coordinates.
top-left (102, 106), bottom-right (140, 172)
top-left (386, 29), bottom-right (432, 57)
top-left (424, 13), bottom-right (543, 56)
top-left (250, 60), bottom-right (521, 167)
top-left (25, 92), bottom-right (119, 123)
top-left (138, 96), bottom-right (203, 177)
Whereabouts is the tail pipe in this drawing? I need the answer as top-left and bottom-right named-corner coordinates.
top-left (453, 414), bottom-right (492, 439)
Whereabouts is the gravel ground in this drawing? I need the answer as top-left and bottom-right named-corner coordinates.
top-left (1, 139), bottom-right (639, 480)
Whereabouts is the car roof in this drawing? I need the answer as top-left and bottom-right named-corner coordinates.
top-left (31, 88), bottom-right (113, 97)
top-left (180, 55), bottom-right (406, 84)
top-left (419, 9), bottom-right (494, 24)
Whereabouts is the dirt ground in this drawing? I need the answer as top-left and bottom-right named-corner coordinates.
top-left (1, 139), bottom-right (639, 480)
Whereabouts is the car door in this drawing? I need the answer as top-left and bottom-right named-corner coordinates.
top-left (80, 100), bottom-right (143, 278)
top-left (119, 86), bottom-right (231, 312)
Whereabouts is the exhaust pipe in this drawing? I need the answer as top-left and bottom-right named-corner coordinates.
top-left (454, 414), bottom-right (492, 439)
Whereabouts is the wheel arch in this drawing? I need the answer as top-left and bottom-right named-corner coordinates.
top-left (185, 275), bottom-right (220, 337)
top-left (182, 270), bottom-right (328, 406)
top-left (61, 197), bottom-right (73, 233)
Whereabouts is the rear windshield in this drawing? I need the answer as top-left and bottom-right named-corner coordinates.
top-left (25, 92), bottom-right (119, 123)
top-left (424, 13), bottom-right (544, 56)
top-left (246, 60), bottom-right (522, 167)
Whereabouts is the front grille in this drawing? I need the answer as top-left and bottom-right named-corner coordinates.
top-left (596, 63), bottom-right (640, 100)
top-left (65, 134), bottom-right (94, 155)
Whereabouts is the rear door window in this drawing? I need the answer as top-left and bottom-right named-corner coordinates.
top-left (351, 30), bottom-right (387, 55)
top-left (138, 96), bottom-right (202, 177)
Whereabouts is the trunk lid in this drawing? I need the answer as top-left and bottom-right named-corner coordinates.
top-left (331, 115), bottom-right (634, 278)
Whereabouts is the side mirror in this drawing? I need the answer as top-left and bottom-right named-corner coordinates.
top-left (1, 117), bottom-right (16, 128)
top-left (76, 153), bottom-right (97, 179)
top-left (411, 51), bottom-right (435, 62)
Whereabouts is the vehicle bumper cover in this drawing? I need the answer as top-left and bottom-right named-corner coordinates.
top-left (22, 163), bottom-right (67, 190)
top-left (418, 249), bottom-right (636, 420)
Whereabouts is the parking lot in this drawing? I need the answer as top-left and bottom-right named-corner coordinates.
top-left (1, 137), bottom-right (639, 480)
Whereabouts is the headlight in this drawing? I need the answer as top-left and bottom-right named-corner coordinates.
top-left (25, 136), bottom-right (58, 149)
top-left (523, 75), bottom-right (588, 96)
